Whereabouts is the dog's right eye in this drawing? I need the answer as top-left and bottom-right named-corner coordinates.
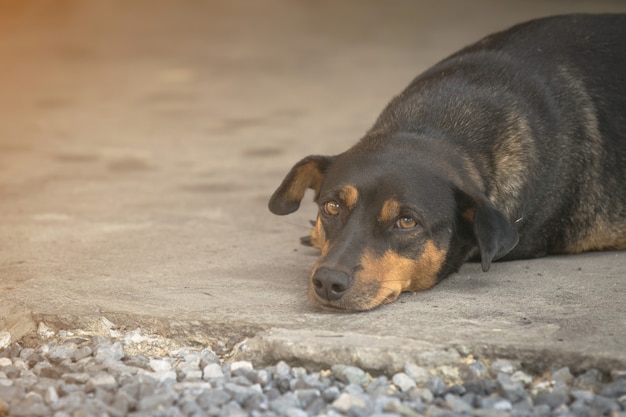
top-left (322, 200), bottom-right (340, 216)
top-left (395, 216), bottom-right (417, 229)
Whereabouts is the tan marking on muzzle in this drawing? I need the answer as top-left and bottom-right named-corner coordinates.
top-left (309, 216), bottom-right (327, 251)
top-left (309, 240), bottom-right (446, 311)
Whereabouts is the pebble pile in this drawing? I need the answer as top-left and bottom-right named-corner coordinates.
top-left (1, 328), bottom-right (625, 417)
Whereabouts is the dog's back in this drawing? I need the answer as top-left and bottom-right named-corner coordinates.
top-left (370, 14), bottom-right (626, 258)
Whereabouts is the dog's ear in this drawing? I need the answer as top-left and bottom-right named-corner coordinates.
top-left (455, 188), bottom-right (519, 272)
top-left (268, 155), bottom-right (334, 215)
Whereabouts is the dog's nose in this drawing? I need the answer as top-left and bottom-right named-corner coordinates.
top-left (312, 267), bottom-right (351, 301)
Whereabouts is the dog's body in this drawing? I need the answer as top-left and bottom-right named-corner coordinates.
top-left (269, 14), bottom-right (626, 311)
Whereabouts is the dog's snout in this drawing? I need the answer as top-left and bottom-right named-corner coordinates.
top-left (312, 267), bottom-right (352, 301)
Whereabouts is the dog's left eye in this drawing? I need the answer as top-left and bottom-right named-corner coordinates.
top-left (322, 200), bottom-right (340, 216)
top-left (396, 216), bottom-right (417, 229)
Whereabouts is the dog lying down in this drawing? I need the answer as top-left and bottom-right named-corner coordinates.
top-left (269, 14), bottom-right (626, 311)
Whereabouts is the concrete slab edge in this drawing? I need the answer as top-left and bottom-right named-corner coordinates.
top-left (235, 329), bottom-right (626, 376)
top-left (3, 309), bottom-right (624, 376)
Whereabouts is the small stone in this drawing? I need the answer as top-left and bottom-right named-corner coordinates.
top-left (447, 384), bottom-right (466, 395)
top-left (137, 387), bottom-right (177, 411)
top-left (153, 370), bottom-right (177, 383)
top-left (490, 360), bottom-right (518, 375)
top-left (225, 382), bottom-right (262, 404)
top-left (332, 392), bottom-right (367, 412)
top-left (332, 364), bottom-right (369, 386)
top-left (112, 389), bottom-right (136, 414)
top-left (551, 367), bottom-right (574, 385)
top-left (256, 369), bottom-right (270, 386)
top-left (591, 395), bottom-right (620, 415)
top-left (0, 358), bottom-right (11, 367)
top-left (44, 386), bottom-right (59, 404)
top-left (180, 369), bottom-right (203, 381)
top-left (425, 376), bottom-right (447, 396)
top-left (203, 363), bottom-right (224, 380)
top-left (270, 392), bottom-right (301, 414)
top-left (148, 359), bottom-right (171, 372)
top-left (533, 404), bottom-right (552, 417)
top-left (404, 363), bottom-right (430, 385)
top-left (571, 390), bottom-right (595, 404)
top-left (39, 367), bottom-right (62, 380)
top-left (275, 361), bottom-right (291, 378)
top-left (534, 390), bottom-right (569, 409)
top-left (306, 397), bottom-right (327, 416)
top-left (366, 376), bottom-right (393, 397)
top-left (445, 393), bottom-right (473, 413)
top-left (569, 400), bottom-right (591, 417)
top-left (291, 366), bottom-right (307, 379)
top-left (496, 373), bottom-right (526, 402)
top-left (286, 408), bottom-right (309, 417)
top-left (50, 390), bottom-right (85, 412)
top-left (10, 392), bottom-right (49, 417)
top-left (425, 404), bottom-right (460, 417)
top-left (230, 361), bottom-right (253, 373)
top-left (294, 373), bottom-right (324, 390)
top-left (13, 354), bottom-right (27, 371)
top-left (71, 346), bottom-right (93, 362)
top-left (410, 387), bottom-right (434, 403)
top-left (295, 388), bottom-right (321, 408)
top-left (601, 378), bottom-right (626, 398)
top-left (384, 399), bottom-right (423, 417)
top-left (48, 343), bottom-right (77, 364)
top-left (474, 409), bottom-right (511, 417)
top-left (62, 372), bottom-right (91, 384)
top-left (85, 372), bottom-right (118, 392)
top-left (393, 372), bottom-right (417, 393)
top-left (94, 340), bottom-right (124, 363)
top-left (509, 370), bottom-right (532, 387)
top-left (1, 365), bottom-right (20, 379)
top-left (199, 349), bottom-right (220, 367)
top-left (466, 361), bottom-right (489, 379)
top-left (480, 397), bottom-right (513, 411)
top-left (322, 386), bottom-right (341, 402)
top-left (438, 366), bottom-right (460, 381)
top-left (575, 369), bottom-right (601, 390)
top-left (464, 378), bottom-right (497, 396)
top-left (196, 388), bottom-right (231, 408)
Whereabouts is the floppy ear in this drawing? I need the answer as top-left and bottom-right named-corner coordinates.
top-left (473, 202), bottom-right (519, 271)
top-left (268, 155), bottom-right (334, 215)
top-left (456, 189), bottom-right (519, 272)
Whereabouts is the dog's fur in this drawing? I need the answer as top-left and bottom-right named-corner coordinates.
top-left (269, 14), bottom-right (626, 311)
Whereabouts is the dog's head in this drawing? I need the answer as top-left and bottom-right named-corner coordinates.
top-left (269, 136), bottom-right (518, 311)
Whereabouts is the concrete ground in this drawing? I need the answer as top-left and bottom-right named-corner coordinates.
top-left (1, 0), bottom-right (625, 373)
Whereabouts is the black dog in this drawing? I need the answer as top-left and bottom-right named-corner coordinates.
top-left (269, 14), bottom-right (626, 311)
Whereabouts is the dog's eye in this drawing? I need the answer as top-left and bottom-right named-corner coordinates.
top-left (322, 200), bottom-right (340, 216)
top-left (396, 216), bottom-right (417, 229)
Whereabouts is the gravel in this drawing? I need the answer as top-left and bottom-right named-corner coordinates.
top-left (0, 327), bottom-right (625, 417)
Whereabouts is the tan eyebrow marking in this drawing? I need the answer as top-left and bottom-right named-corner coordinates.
top-left (378, 198), bottom-right (400, 223)
top-left (338, 185), bottom-right (358, 209)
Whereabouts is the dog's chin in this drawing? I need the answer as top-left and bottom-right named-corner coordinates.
top-left (308, 287), bottom-right (401, 312)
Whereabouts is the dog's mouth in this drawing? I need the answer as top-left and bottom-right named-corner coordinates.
top-left (308, 279), bottom-right (402, 312)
